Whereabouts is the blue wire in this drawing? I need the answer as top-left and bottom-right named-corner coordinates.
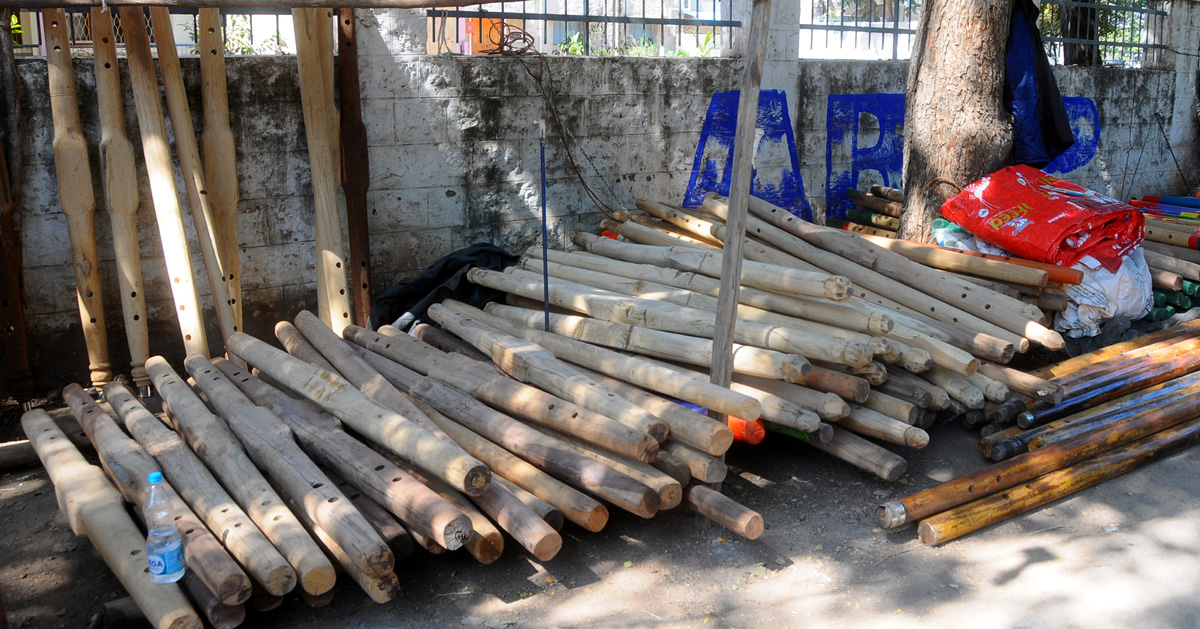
top-left (540, 128), bottom-right (550, 331)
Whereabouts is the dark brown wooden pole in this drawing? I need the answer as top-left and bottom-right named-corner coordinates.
top-left (0, 122), bottom-right (29, 400)
top-left (338, 9), bottom-right (373, 328)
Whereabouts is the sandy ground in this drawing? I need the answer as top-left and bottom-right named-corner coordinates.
top-left (2, 408), bottom-right (1199, 629)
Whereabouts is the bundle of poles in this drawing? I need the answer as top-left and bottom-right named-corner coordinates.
top-left (878, 319), bottom-right (1200, 545)
top-left (1129, 195), bottom-right (1200, 320)
top-left (23, 306), bottom-right (766, 627)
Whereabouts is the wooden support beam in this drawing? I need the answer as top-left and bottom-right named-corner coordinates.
top-left (338, 8), bottom-right (373, 328)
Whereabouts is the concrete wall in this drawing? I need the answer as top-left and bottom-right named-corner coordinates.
top-left (7, 8), bottom-right (1197, 391)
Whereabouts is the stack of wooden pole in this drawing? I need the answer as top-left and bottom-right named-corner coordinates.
top-left (878, 322), bottom-right (1200, 545)
top-left (1137, 214), bottom-right (1200, 321)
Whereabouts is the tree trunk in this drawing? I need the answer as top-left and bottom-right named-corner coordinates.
top-left (898, 0), bottom-right (1015, 243)
top-left (1061, 5), bottom-right (1101, 66)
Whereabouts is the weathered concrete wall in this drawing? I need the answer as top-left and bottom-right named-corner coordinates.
top-left (7, 10), bottom-right (1196, 391)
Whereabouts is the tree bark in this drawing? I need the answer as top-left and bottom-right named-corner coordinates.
top-left (898, 0), bottom-right (1014, 243)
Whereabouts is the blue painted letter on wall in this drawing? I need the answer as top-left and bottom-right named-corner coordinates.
top-left (825, 93), bottom-right (905, 220)
top-left (684, 90), bottom-right (811, 220)
top-left (1044, 96), bottom-right (1100, 174)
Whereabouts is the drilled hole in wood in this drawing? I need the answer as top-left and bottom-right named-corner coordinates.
top-left (185, 334), bottom-right (192, 341)
top-left (261, 500), bottom-right (270, 506)
top-left (311, 482), bottom-right (323, 489)
top-left (184, 529), bottom-right (195, 535)
top-left (273, 515), bottom-right (282, 521)
top-left (104, 63), bottom-right (111, 69)
top-left (392, 477), bottom-right (402, 483)
top-left (374, 465), bottom-right (385, 471)
top-left (327, 497), bottom-right (338, 503)
top-left (174, 277), bottom-right (180, 283)
top-left (130, 549), bottom-right (142, 556)
top-left (220, 507), bottom-right (228, 513)
top-left (234, 522), bottom-right (242, 528)
top-left (336, 262), bottom-right (342, 268)
top-left (174, 515), bottom-right (183, 521)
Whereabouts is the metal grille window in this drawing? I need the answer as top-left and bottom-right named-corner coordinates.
top-left (426, 0), bottom-right (740, 57)
top-left (797, 0), bottom-right (921, 60)
top-left (1038, 0), bottom-right (1168, 68)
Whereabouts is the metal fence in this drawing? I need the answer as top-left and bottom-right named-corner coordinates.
top-left (1038, 0), bottom-right (1168, 67)
top-left (425, 0), bottom-right (741, 57)
top-left (8, 8), bottom-right (295, 57)
top-left (797, 0), bottom-right (921, 61)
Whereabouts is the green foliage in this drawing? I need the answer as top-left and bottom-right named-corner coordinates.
top-left (697, 30), bottom-right (714, 57)
top-left (668, 49), bottom-right (690, 57)
top-left (183, 13), bottom-right (288, 55)
top-left (555, 30), bottom-right (586, 55)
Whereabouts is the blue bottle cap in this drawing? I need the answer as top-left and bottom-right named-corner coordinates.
top-left (148, 472), bottom-right (163, 484)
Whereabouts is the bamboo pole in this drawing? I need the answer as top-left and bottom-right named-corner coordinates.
top-left (118, 7), bottom-right (209, 357)
top-left (685, 485), bottom-right (763, 539)
top-left (44, 9), bottom-right (111, 387)
top-left (349, 326), bottom-right (657, 461)
top-left (149, 7), bottom-right (238, 345)
top-left (91, 9), bottom-right (148, 389)
top-left (21, 409), bottom-right (201, 629)
top-left (211, 358), bottom-right (474, 551)
top-left (226, 332), bottom-right (490, 495)
top-left (198, 8), bottom-right (243, 333)
top-left (146, 357), bottom-right (334, 595)
top-left (854, 233), bottom-right (1049, 288)
top-left (62, 385), bottom-right (251, 606)
top-left (105, 382), bottom-right (297, 597)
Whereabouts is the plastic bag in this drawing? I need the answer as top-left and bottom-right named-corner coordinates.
top-left (1055, 248), bottom-right (1153, 338)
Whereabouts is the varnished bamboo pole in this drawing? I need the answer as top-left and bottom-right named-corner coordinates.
top-left (211, 358), bottom-right (473, 550)
top-left (198, 8), bottom-right (243, 333)
top-left (146, 357), bottom-right (334, 595)
top-left (105, 382), bottom-right (297, 597)
top-left (348, 325), bottom-right (659, 461)
top-left (293, 8), bottom-right (352, 333)
top-left (119, 7), bottom-right (208, 357)
top-left (226, 332), bottom-right (490, 495)
top-left (62, 385), bottom-right (251, 606)
top-left (917, 417), bottom-right (1200, 545)
top-left (44, 9), bottom-right (111, 387)
top-left (427, 303), bottom-right (670, 440)
top-left (91, 9), bottom-right (149, 389)
top-left (149, 7), bottom-right (238, 344)
top-left (21, 409), bottom-right (201, 629)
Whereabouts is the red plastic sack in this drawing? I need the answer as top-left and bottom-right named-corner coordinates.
top-left (940, 165), bottom-right (1144, 271)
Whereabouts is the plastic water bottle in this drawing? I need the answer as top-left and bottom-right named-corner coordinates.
top-left (144, 472), bottom-right (185, 584)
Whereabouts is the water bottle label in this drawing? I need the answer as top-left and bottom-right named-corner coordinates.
top-left (147, 547), bottom-right (184, 577)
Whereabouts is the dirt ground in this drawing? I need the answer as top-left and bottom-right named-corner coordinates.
top-left (3, 404), bottom-right (1199, 629)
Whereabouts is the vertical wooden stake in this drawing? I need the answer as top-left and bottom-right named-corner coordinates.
top-left (92, 9), bottom-right (150, 390)
top-left (0, 107), bottom-right (31, 400)
top-left (120, 6), bottom-right (210, 358)
top-left (198, 9), bottom-right (244, 334)
top-left (44, 10), bottom-right (112, 388)
top-left (338, 8), bottom-right (373, 328)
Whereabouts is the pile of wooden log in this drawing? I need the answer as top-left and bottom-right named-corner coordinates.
top-left (1128, 201), bottom-right (1200, 321)
top-left (878, 319), bottom-right (1200, 545)
top-left (24, 306), bottom-right (769, 626)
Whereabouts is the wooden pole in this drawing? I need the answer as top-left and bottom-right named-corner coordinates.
top-left (0, 119), bottom-right (30, 400)
top-left (293, 8), bottom-right (353, 333)
top-left (198, 8), bottom-right (243, 333)
top-left (211, 358), bottom-right (473, 550)
top-left (854, 233), bottom-right (1049, 288)
top-left (146, 357), bottom-right (334, 595)
top-left (226, 331), bottom-right (491, 495)
top-left (338, 8), bottom-right (373, 328)
top-left (685, 485), bottom-right (763, 539)
top-left (119, 7), bottom-right (209, 357)
top-left (62, 385), bottom-right (252, 606)
top-left (90, 9), bottom-right (149, 390)
top-left (149, 7), bottom-right (238, 345)
top-left (44, 9), bottom-right (112, 387)
top-left (21, 409), bottom-right (202, 629)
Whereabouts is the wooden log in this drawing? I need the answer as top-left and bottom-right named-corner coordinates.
top-left (461, 299), bottom-right (760, 424)
top-left (226, 332), bottom-right (490, 496)
top-left (198, 8), bottom-right (242, 334)
top-left (185, 356), bottom-right (394, 584)
top-left (293, 7), bottom-right (352, 333)
top-left (1143, 240), bottom-right (1200, 266)
top-left (276, 320), bottom-right (338, 372)
top-left (787, 423), bottom-right (907, 481)
top-left (91, 10), bottom-right (149, 389)
top-left (1144, 249), bottom-right (1200, 281)
top-left (411, 322), bottom-right (490, 361)
top-left (63, 385), bottom-right (251, 606)
top-left (826, 219), bottom-right (896, 237)
top-left (119, 7), bottom-right (208, 357)
top-left (733, 374), bottom-right (850, 420)
top-left (862, 391), bottom-right (920, 425)
top-left (474, 302), bottom-right (810, 383)
top-left (648, 450), bottom-right (693, 485)
top-left (388, 460), bottom-right (503, 565)
top-left (846, 188), bottom-right (903, 217)
top-left (884, 366), bottom-right (953, 411)
top-left (854, 233), bottom-right (1049, 288)
top-left (494, 475), bottom-right (564, 531)
top-left (875, 377), bottom-right (933, 409)
top-left (839, 406), bottom-right (929, 448)
top-left (366, 353), bottom-right (661, 519)
top-left (685, 485), bottom-right (763, 540)
top-left (149, 7), bottom-right (238, 345)
top-left (427, 303), bottom-right (670, 440)
top-left (615, 211), bottom-right (724, 249)
top-left (662, 441), bottom-right (727, 483)
top-left (105, 382), bottom-right (297, 597)
top-left (976, 362), bottom-right (1064, 404)
top-left (44, 10), bottom-right (112, 387)
top-left (799, 366), bottom-right (871, 403)
top-left (246, 585), bottom-right (282, 613)
top-left (285, 491), bottom-right (398, 604)
top-left (472, 267), bottom-right (870, 367)
top-left (179, 572), bottom-right (244, 629)
top-left (0, 439), bottom-right (38, 470)
top-left (21, 409), bottom-right (202, 629)
top-left (965, 370), bottom-right (1009, 403)
top-left (916, 417), bottom-right (1200, 545)
top-left (296, 587), bottom-right (336, 609)
top-left (350, 326), bottom-right (659, 462)
top-left (845, 208), bottom-right (901, 230)
top-left (1150, 266), bottom-right (1184, 292)
top-left (101, 596), bottom-right (148, 629)
top-left (1029, 320), bottom-right (1200, 380)
top-left (922, 365), bottom-right (985, 410)
top-left (528, 247), bottom-right (893, 334)
top-left (210, 358), bottom-right (474, 551)
top-left (870, 184), bottom-right (905, 203)
top-left (332, 477), bottom-right (414, 560)
top-left (565, 362), bottom-right (735, 456)
top-left (145, 357), bottom-right (334, 595)
top-left (633, 201), bottom-right (727, 247)
top-left (338, 8), bottom-right (373, 328)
